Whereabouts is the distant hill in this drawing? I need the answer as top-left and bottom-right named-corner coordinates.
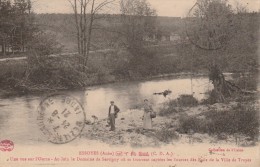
top-left (34, 14), bottom-right (185, 52)
top-left (36, 13), bottom-right (260, 59)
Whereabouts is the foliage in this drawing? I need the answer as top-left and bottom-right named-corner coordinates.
top-left (206, 104), bottom-right (259, 139)
top-left (0, 0), bottom-right (34, 56)
top-left (159, 95), bottom-right (198, 116)
top-left (33, 12), bottom-right (259, 74)
top-left (156, 128), bottom-right (179, 143)
top-left (232, 74), bottom-right (258, 91)
top-left (186, 0), bottom-right (234, 50)
top-left (200, 90), bottom-right (219, 105)
top-left (176, 94), bottom-right (199, 107)
top-left (201, 74), bottom-right (258, 104)
top-left (119, 0), bottom-right (158, 76)
top-left (25, 32), bottom-right (63, 84)
top-left (178, 115), bottom-right (209, 134)
top-left (128, 47), bottom-right (160, 77)
top-left (67, 0), bottom-right (116, 72)
top-left (178, 103), bottom-right (259, 139)
top-left (120, 0), bottom-right (157, 50)
top-left (159, 100), bottom-right (179, 116)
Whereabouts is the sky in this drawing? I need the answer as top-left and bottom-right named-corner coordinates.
top-left (33, 0), bottom-right (260, 17)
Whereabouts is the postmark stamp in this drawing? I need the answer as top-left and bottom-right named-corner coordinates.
top-left (0, 140), bottom-right (14, 152)
top-left (37, 94), bottom-right (86, 144)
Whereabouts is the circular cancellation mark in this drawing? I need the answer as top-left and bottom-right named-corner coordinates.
top-left (37, 94), bottom-right (86, 144)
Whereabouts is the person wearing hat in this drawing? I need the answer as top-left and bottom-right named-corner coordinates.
top-left (108, 101), bottom-right (120, 131)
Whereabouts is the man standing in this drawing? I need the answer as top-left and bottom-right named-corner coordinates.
top-left (108, 101), bottom-right (120, 131)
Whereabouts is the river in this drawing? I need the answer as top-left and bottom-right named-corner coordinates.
top-left (0, 76), bottom-right (213, 144)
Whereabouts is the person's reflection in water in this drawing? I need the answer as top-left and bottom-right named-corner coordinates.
top-left (143, 99), bottom-right (153, 130)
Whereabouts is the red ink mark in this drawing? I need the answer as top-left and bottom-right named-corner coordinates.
top-left (0, 140), bottom-right (14, 152)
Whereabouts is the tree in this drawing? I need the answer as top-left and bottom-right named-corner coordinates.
top-left (0, 0), bottom-right (33, 56)
top-left (120, 0), bottom-right (157, 52)
top-left (68, 0), bottom-right (115, 72)
top-left (0, 0), bottom-right (13, 56)
top-left (234, 1), bottom-right (248, 14)
top-left (13, 0), bottom-right (33, 53)
top-left (186, 0), bottom-right (234, 51)
top-left (185, 0), bottom-right (244, 102)
top-left (119, 0), bottom-right (158, 76)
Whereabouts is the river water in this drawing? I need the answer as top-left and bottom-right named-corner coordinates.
top-left (0, 76), bottom-right (213, 144)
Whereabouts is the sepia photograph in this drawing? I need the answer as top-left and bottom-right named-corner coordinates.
top-left (0, 0), bottom-right (259, 166)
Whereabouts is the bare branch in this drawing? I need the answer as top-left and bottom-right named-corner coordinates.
top-left (93, 0), bottom-right (115, 14)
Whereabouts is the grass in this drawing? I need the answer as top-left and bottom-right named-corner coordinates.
top-left (176, 94), bottom-right (199, 107)
top-left (233, 74), bottom-right (258, 91)
top-left (201, 74), bottom-right (258, 105)
top-left (155, 128), bottom-right (179, 143)
top-left (177, 103), bottom-right (259, 140)
top-left (178, 115), bottom-right (209, 134)
top-left (159, 94), bottom-right (198, 116)
top-left (159, 100), bottom-right (179, 116)
top-left (200, 90), bottom-right (220, 105)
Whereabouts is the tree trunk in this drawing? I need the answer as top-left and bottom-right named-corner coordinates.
top-left (83, 0), bottom-right (95, 72)
top-left (5, 44), bottom-right (9, 53)
top-left (209, 64), bottom-right (241, 103)
top-left (12, 33), bottom-right (15, 55)
top-left (20, 29), bottom-right (23, 53)
top-left (2, 41), bottom-right (5, 56)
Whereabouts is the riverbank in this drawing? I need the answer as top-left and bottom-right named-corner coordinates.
top-left (0, 38), bottom-right (258, 98)
top-left (0, 70), bottom-right (208, 98)
top-left (81, 95), bottom-right (259, 147)
top-left (0, 67), bottom-right (254, 98)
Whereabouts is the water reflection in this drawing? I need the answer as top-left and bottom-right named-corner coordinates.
top-left (73, 76), bottom-right (213, 119)
top-left (0, 76), bottom-right (213, 144)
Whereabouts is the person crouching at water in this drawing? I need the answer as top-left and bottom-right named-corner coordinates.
top-left (108, 101), bottom-right (120, 131)
top-left (143, 99), bottom-right (153, 130)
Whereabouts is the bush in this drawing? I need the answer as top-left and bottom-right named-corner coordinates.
top-left (206, 104), bottom-right (259, 139)
top-left (159, 95), bottom-right (198, 116)
top-left (201, 74), bottom-right (258, 105)
top-left (178, 116), bottom-right (209, 134)
top-left (176, 94), bottom-right (198, 107)
top-left (159, 100), bottom-right (179, 116)
top-left (156, 128), bottom-right (179, 143)
top-left (178, 103), bottom-right (259, 140)
top-left (233, 74), bottom-right (258, 91)
top-left (200, 90), bottom-right (219, 105)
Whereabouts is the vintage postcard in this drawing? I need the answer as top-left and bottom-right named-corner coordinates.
top-left (0, 0), bottom-right (259, 167)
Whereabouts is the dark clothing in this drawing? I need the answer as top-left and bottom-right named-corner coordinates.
top-left (108, 105), bottom-right (120, 116)
top-left (109, 113), bottom-right (116, 131)
top-left (108, 105), bottom-right (120, 131)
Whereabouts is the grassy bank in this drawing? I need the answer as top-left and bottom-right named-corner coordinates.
top-left (0, 42), bottom-right (258, 97)
top-left (79, 92), bottom-right (259, 147)
top-left (157, 85), bottom-right (259, 146)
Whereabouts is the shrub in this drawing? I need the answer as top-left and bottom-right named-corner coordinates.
top-left (206, 104), bottom-right (259, 139)
top-left (201, 74), bottom-right (258, 105)
top-left (178, 103), bottom-right (259, 140)
top-left (156, 128), bottom-right (179, 143)
top-left (178, 116), bottom-right (209, 134)
top-left (176, 94), bottom-right (199, 107)
top-left (159, 95), bottom-right (198, 116)
top-left (200, 90), bottom-right (219, 105)
top-left (159, 100), bottom-right (179, 116)
top-left (232, 74), bottom-right (258, 91)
